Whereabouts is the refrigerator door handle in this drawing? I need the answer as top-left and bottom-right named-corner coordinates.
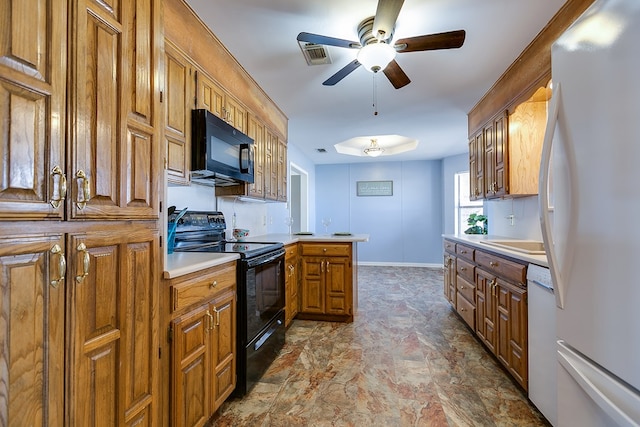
top-left (539, 83), bottom-right (566, 308)
top-left (557, 341), bottom-right (640, 427)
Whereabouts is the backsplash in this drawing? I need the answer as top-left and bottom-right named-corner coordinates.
top-left (486, 195), bottom-right (542, 240)
top-left (166, 184), bottom-right (269, 239)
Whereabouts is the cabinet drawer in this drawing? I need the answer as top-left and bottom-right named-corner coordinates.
top-left (475, 250), bottom-right (526, 284)
top-left (171, 262), bottom-right (236, 312)
top-left (457, 275), bottom-right (475, 303)
top-left (456, 243), bottom-right (475, 261)
top-left (285, 243), bottom-right (298, 260)
top-left (443, 239), bottom-right (456, 254)
top-left (301, 243), bottom-right (351, 257)
top-left (456, 292), bottom-right (476, 329)
top-left (456, 258), bottom-right (475, 283)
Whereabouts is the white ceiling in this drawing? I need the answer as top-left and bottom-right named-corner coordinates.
top-left (185, 0), bottom-right (566, 164)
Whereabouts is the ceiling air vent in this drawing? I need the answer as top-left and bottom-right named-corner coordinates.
top-left (298, 41), bottom-right (332, 66)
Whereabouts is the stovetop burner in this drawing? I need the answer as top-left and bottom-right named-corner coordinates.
top-left (170, 210), bottom-right (283, 258)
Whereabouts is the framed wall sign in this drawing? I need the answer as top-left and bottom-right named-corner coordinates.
top-left (356, 180), bottom-right (393, 196)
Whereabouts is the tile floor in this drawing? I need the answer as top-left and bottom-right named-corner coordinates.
top-left (209, 266), bottom-right (549, 426)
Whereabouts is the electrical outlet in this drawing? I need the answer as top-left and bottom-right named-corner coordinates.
top-left (507, 214), bottom-right (515, 226)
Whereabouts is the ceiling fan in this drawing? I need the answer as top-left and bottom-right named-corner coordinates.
top-left (297, 0), bottom-right (466, 89)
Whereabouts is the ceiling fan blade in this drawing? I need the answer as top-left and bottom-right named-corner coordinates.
top-left (297, 32), bottom-right (361, 49)
top-left (383, 60), bottom-right (410, 89)
top-left (373, 0), bottom-right (404, 40)
top-left (322, 59), bottom-right (362, 86)
top-left (395, 30), bottom-right (466, 53)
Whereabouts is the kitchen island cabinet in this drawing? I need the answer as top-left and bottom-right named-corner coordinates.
top-left (298, 242), bottom-right (356, 322)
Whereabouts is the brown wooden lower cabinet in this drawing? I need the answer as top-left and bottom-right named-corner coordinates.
top-left (0, 224), bottom-right (160, 427)
top-left (298, 243), bottom-right (354, 322)
top-left (442, 239), bottom-right (529, 391)
top-left (284, 243), bottom-right (299, 327)
top-left (165, 261), bottom-right (237, 427)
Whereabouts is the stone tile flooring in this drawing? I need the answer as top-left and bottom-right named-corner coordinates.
top-left (209, 266), bottom-right (549, 426)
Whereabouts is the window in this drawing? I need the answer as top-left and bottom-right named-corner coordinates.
top-left (455, 171), bottom-right (483, 234)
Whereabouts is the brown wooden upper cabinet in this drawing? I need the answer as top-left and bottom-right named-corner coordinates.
top-left (0, 0), bottom-right (161, 221)
top-left (469, 85), bottom-right (549, 201)
top-left (165, 41), bottom-right (194, 185)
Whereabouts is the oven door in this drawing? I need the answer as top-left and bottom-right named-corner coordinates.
top-left (243, 249), bottom-right (285, 342)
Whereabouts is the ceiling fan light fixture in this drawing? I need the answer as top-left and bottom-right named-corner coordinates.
top-left (363, 139), bottom-right (385, 157)
top-left (357, 42), bottom-right (396, 73)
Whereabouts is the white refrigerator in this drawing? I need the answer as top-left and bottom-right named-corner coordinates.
top-left (539, 0), bottom-right (640, 425)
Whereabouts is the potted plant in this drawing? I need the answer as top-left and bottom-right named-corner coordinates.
top-left (464, 213), bottom-right (488, 235)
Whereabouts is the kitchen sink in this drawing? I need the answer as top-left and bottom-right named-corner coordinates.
top-left (479, 240), bottom-right (546, 255)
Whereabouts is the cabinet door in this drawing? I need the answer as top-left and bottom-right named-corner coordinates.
top-left (0, 0), bottom-right (66, 220)
top-left (277, 139), bottom-right (287, 202)
top-left (165, 42), bottom-right (193, 185)
top-left (493, 112), bottom-right (508, 197)
top-left (300, 256), bottom-right (324, 314)
top-left (475, 268), bottom-right (497, 353)
top-left (285, 249), bottom-right (299, 326)
top-left (0, 234), bottom-right (65, 426)
top-left (264, 129), bottom-right (278, 200)
top-left (468, 134), bottom-right (483, 201)
top-left (209, 289), bottom-right (236, 412)
top-left (225, 96), bottom-right (247, 133)
top-left (497, 280), bottom-right (528, 389)
top-left (483, 122), bottom-right (496, 198)
top-left (246, 115), bottom-right (265, 198)
top-left (443, 254), bottom-right (453, 303)
top-left (172, 304), bottom-right (210, 427)
top-left (66, 227), bottom-right (159, 426)
top-left (196, 71), bottom-right (225, 119)
top-left (325, 257), bottom-right (350, 315)
top-left (68, 0), bottom-right (159, 221)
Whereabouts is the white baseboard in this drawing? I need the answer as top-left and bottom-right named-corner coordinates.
top-left (356, 261), bottom-right (443, 268)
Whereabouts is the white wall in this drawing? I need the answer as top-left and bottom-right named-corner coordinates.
top-left (486, 196), bottom-right (542, 240)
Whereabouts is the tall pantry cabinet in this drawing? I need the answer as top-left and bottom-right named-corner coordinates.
top-left (0, 0), bottom-right (163, 425)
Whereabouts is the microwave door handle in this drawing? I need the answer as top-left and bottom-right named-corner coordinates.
top-left (239, 144), bottom-right (251, 173)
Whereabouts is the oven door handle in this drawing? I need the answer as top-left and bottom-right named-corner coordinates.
top-left (245, 248), bottom-right (285, 268)
top-left (254, 318), bottom-right (283, 351)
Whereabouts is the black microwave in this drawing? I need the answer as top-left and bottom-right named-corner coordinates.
top-left (191, 109), bottom-right (254, 186)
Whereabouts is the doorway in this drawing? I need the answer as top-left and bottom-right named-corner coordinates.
top-left (289, 162), bottom-right (309, 233)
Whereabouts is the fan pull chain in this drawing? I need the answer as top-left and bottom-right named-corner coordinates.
top-left (372, 72), bottom-right (378, 116)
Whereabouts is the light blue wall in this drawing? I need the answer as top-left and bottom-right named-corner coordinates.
top-left (316, 160), bottom-right (443, 266)
top-left (442, 153), bottom-right (470, 235)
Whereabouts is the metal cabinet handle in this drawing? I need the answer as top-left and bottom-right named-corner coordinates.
top-left (214, 307), bottom-right (220, 327)
top-left (50, 165), bottom-right (67, 208)
top-left (75, 242), bottom-right (90, 283)
top-left (50, 244), bottom-right (66, 288)
top-left (75, 170), bottom-right (90, 210)
top-left (489, 279), bottom-right (497, 297)
top-left (489, 261), bottom-right (498, 267)
top-left (210, 280), bottom-right (218, 289)
top-left (460, 267), bottom-right (467, 271)
top-left (206, 310), bottom-right (214, 331)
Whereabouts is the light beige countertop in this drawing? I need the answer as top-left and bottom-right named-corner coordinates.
top-left (443, 234), bottom-right (548, 267)
top-left (163, 234), bottom-right (369, 279)
top-left (245, 233), bottom-right (370, 245)
top-left (164, 252), bottom-right (240, 279)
